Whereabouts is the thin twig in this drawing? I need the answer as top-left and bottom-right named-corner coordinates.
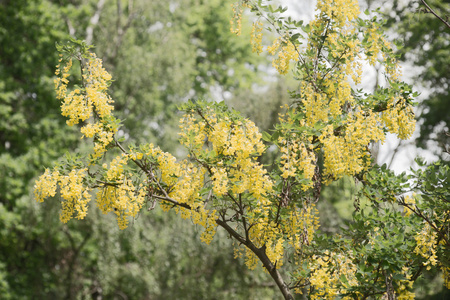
top-left (420, 0), bottom-right (450, 29)
top-left (86, 0), bottom-right (107, 45)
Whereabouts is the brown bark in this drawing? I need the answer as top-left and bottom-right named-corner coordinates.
top-left (216, 219), bottom-right (294, 300)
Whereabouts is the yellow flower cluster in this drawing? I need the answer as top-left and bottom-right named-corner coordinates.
top-left (169, 163), bottom-right (204, 208)
top-left (96, 152), bottom-right (147, 229)
top-left (230, 2), bottom-right (250, 35)
top-left (320, 110), bottom-right (385, 180)
top-left (365, 26), bottom-right (382, 65)
top-left (245, 217), bottom-right (283, 269)
top-left (83, 53), bottom-right (114, 116)
top-left (57, 53), bottom-right (114, 126)
top-left (250, 21), bottom-right (263, 54)
top-left (324, 29), bottom-right (361, 68)
top-left (350, 60), bottom-right (363, 85)
top-left (235, 0), bottom-right (414, 190)
top-left (278, 119), bottom-right (315, 189)
top-left (305, 0), bottom-right (362, 85)
top-left (60, 88), bottom-right (91, 126)
top-left (59, 169), bottom-right (91, 222)
top-left (267, 37), bottom-right (299, 74)
top-left (29, 152), bottom-right (135, 229)
top-left (233, 238), bottom-right (261, 270)
top-left (383, 48), bottom-right (402, 81)
top-left (266, 238), bottom-right (285, 266)
top-left (180, 106), bottom-right (318, 267)
top-left (443, 266), bottom-right (450, 289)
top-left (240, 201), bottom-right (320, 271)
top-left (54, 56), bottom-right (72, 99)
top-left (396, 283), bottom-right (415, 299)
top-left (222, 128), bottom-right (271, 197)
top-left (301, 83), bottom-right (328, 126)
top-left (299, 87), bottom-right (414, 183)
top-left (361, 21), bottom-right (402, 79)
top-left (244, 248), bottom-right (259, 270)
top-left (316, 0), bottom-right (360, 26)
top-left (403, 194), bottom-right (416, 217)
top-left (146, 145), bottom-right (181, 186)
top-left (287, 8), bottom-right (414, 181)
top-left (192, 206), bottom-right (217, 245)
top-left (393, 266), bottom-right (415, 299)
top-left (36, 51), bottom-right (146, 229)
top-left (178, 113), bottom-right (206, 155)
top-left (80, 122), bottom-right (115, 160)
top-left (327, 77), bottom-right (353, 118)
top-left (414, 222), bottom-right (438, 270)
top-left (381, 96), bottom-right (415, 140)
top-left (301, 77), bottom-right (354, 127)
top-left (34, 168), bottom-right (91, 223)
top-left (297, 0), bottom-right (414, 182)
top-left (96, 180), bottom-right (146, 230)
top-left (34, 168), bottom-right (60, 203)
top-left (284, 205), bottom-right (320, 250)
top-left (104, 154), bottom-right (129, 181)
top-left (55, 53), bottom-right (117, 162)
top-left (179, 107), bottom-right (272, 201)
top-left (308, 250), bottom-right (358, 300)
top-left (144, 143), bottom-right (218, 244)
top-left (211, 166), bottom-right (228, 196)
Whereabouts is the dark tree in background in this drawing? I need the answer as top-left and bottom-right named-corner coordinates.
top-left (0, 0), bottom-right (281, 298)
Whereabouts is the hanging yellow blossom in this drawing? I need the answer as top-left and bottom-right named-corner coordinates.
top-left (267, 37), bottom-right (299, 75)
top-left (309, 250), bottom-right (358, 300)
top-left (414, 222), bottom-right (438, 270)
top-left (35, 168), bottom-right (91, 223)
top-left (250, 21), bottom-right (263, 54)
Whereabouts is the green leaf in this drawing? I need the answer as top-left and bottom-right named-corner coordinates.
top-left (262, 131), bottom-right (272, 142)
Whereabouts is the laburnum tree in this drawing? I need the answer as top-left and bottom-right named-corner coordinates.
top-left (34, 0), bottom-right (449, 299)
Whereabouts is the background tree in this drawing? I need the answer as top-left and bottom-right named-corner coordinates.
top-left (0, 1), bottom-right (78, 297)
top-left (0, 0), bottom-right (284, 298)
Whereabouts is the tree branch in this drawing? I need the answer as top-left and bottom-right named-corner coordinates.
top-left (105, 0), bottom-right (137, 63)
top-left (216, 218), bottom-right (294, 299)
top-left (123, 157), bottom-right (295, 300)
top-left (112, 124), bottom-right (296, 298)
top-left (151, 194), bottom-right (191, 210)
top-left (86, 0), bottom-right (107, 45)
top-left (420, 0), bottom-right (450, 29)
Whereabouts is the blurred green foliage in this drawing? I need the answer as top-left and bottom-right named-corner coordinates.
top-left (0, 0), bottom-right (282, 298)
